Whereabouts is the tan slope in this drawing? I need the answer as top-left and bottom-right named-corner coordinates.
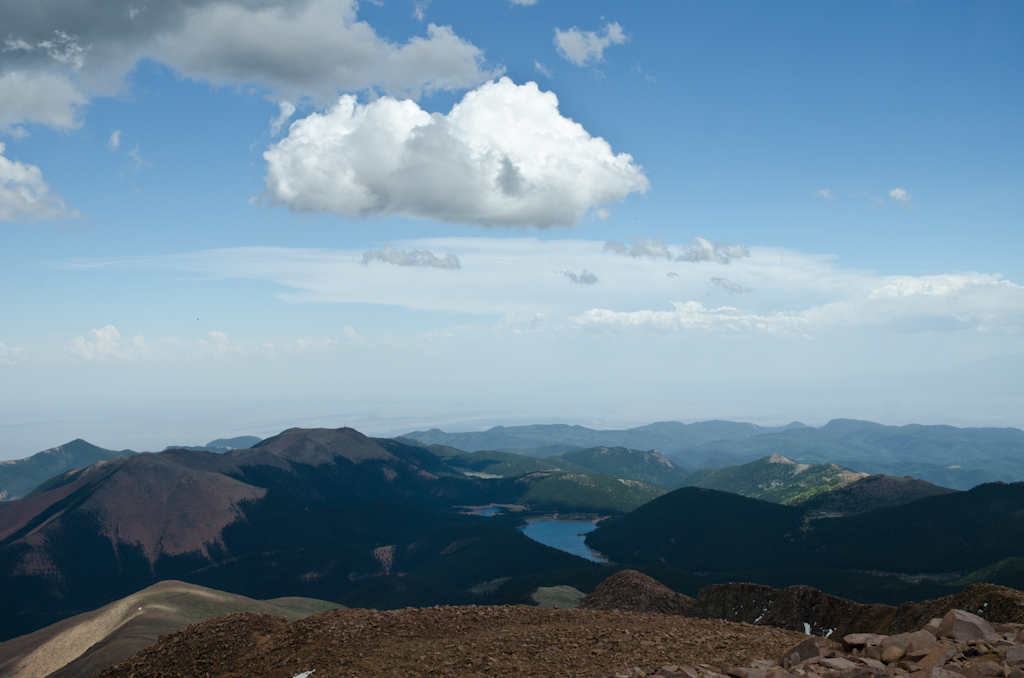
top-left (0, 580), bottom-right (342, 678)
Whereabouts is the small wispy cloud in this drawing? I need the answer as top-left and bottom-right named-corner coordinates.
top-left (412, 0), bottom-right (430, 20)
top-left (604, 236), bottom-right (672, 259)
top-left (554, 21), bottom-right (628, 67)
top-left (711, 277), bottom-right (748, 294)
top-left (362, 242), bottom-right (461, 269)
top-left (562, 269), bottom-right (598, 285)
top-left (889, 187), bottom-right (913, 208)
top-left (0, 342), bottom-right (22, 364)
top-left (67, 325), bottom-right (154, 361)
top-left (814, 188), bottom-right (832, 199)
top-left (678, 237), bottom-right (749, 264)
top-left (107, 130), bottom-right (121, 151)
top-left (534, 61), bottom-right (553, 78)
top-left (269, 101), bottom-right (295, 136)
top-left (128, 144), bottom-right (150, 170)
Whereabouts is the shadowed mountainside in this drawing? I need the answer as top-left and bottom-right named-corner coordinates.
top-left (800, 473), bottom-right (958, 515)
top-left (0, 427), bottom-right (605, 641)
top-left (586, 482), bottom-right (1024, 575)
top-left (0, 440), bottom-right (136, 502)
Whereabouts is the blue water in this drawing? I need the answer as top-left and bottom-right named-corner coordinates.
top-left (518, 520), bottom-right (606, 562)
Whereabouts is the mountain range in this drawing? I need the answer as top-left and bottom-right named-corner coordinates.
top-left (403, 418), bottom-right (1024, 489)
top-left (3, 419), bottom-right (1024, 652)
top-left (402, 420), bottom-right (809, 456)
top-left (0, 436), bottom-right (262, 503)
top-left (2, 427), bottom-right (655, 641)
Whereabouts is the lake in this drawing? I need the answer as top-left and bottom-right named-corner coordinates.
top-left (518, 520), bottom-right (606, 562)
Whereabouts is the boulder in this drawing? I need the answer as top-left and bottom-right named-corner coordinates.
top-left (938, 610), bottom-right (1002, 644)
top-left (918, 644), bottom-right (957, 668)
top-left (843, 634), bottom-right (888, 651)
top-left (820, 657), bottom-right (858, 670)
top-left (1007, 645), bottom-right (1024, 664)
top-left (882, 630), bottom-right (938, 652)
top-left (858, 658), bottom-right (887, 670)
top-left (831, 666), bottom-right (888, 678)
top-left (962, 661), bottom-right (1003, 678)
top-left (779, 637), bottom-right (822, 670)
top-left (881, 645), bottom-right (905, 664)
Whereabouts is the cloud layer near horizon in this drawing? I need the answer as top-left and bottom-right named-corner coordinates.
top-left (262, 78), bottom-right (649, 227)
top-left (60, 237), bottom-right (1024, 338)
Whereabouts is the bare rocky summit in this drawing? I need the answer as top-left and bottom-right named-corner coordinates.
top-left (97, 605), bottom-right (806, 678)
top-left (580, 570), bottom-right (695, 615)
top-left (94, 603), bottom-right (1024, 678)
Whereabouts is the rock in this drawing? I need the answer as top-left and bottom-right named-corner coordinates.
top-left (780, 637), bottom-right (822, 670)
top-left (961, 661), bottom-right (1002, 678)
top-left (909, 668), bottom-right (961, 678)
top-left (1006, 645), bottom-right (1024, 664)
top-left (924, 620), bottom-right (944, 636)
top-left (905, 648), bottom-right (931, 662)
top-left (864, 646), bottom-right (883, 661)
top-left (857, 658), bottom-right (887, 670)
top-left (1007, 669), bottom-right (1024, 678)
top-left (726, 667), bottom-right (767, 678)
top-left (831, 666), bottom-right (889, 678)
top-left (821, 657), bottom-right (859, 670)
top-left (918, 644), bottom-right (957, 668)
top-left (883, 631), bottom-right (939, 652)
top-left (677, 667), bottom-right (701, 678)
top-left (938, 611), bottom-right (1002, 644)
top-left (751, 660), bottom-right (780, 669)
top-left (882, 646), bottom-right (907, 664)
top-left (845, 635), bottom-right (889, 651)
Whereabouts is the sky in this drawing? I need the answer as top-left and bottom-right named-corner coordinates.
top-left (1, 0), bottom-right (1022, 458)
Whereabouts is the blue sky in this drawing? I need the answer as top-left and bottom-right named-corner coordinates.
top-left (1, 0), bottom-right (1022, 457)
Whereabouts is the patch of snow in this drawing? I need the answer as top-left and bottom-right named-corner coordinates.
top-left (294, 671), bottom-right (315, 678)
top-left (804, 622), bottom-right (812, 635)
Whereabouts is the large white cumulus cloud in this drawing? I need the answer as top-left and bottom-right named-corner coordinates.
top-left (262, 78), bottom-right (649, 227)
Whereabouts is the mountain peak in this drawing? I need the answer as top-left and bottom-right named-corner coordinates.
top-left (242, 427), bottom-right (396, 466)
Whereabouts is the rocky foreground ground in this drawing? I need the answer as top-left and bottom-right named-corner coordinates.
top-left (93, 570), bottom-right (1024, 678)
top-left (97, 602), bottom-right (1024, 678)
top-left (97, 605), bottom-right (807, 678)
